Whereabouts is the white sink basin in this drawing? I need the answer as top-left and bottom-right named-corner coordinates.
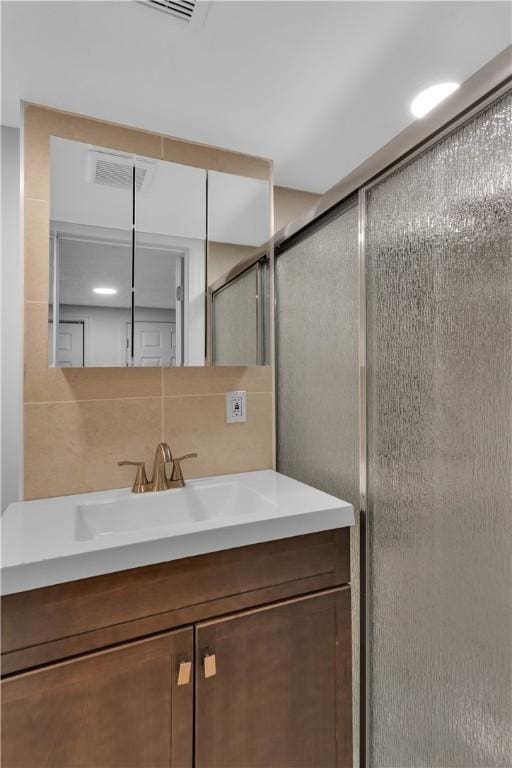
top-left (77, 480), bottom-right (277, 540)
top-left (1, 470), bottom-right (354, 595)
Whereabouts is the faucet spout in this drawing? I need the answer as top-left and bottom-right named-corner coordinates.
top-left (151, 442), bottom-right (173, 492)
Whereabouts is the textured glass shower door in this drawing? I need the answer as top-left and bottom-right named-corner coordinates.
top-left (276, 203), bottom-right (359, 505)
top-left (276, 202), bottom-right (360, 766)
top-left (365, 92), bottom-right (512, 767)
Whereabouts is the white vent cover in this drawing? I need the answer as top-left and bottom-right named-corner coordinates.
top-left (87, 151), bottom-right (155, 193)
top-left (138, 0), bottom-right (197, 23)
top-left (136, 0), bottom-right (209, 28)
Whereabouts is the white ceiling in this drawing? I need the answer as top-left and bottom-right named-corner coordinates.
top-left (2, 1), bottom-right (510, 192)
top-left (58, 239), bottom-right (178, 309)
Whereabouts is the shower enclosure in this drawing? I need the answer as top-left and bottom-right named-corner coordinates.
top-left (275, 52), bottom-right (511, 767)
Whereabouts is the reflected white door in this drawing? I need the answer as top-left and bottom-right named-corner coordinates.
top-left (48, 322), bottom-right (84, 367)
top-left (130, 322), bottom-right (176, 366)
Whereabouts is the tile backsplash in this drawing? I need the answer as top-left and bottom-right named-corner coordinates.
top-left (23, 104), bottom-right (273, 499)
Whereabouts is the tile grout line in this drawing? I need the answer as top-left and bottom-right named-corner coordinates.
top-left (161, 368), bottom-right (164, 441)
top-left (24, 391), bottom-right (272, 406)
top-left (24, 395), bottom-right (161, 406)
top-left (163, 391), bottom-right (272, 396)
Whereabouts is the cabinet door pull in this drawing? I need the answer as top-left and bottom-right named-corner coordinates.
top-left (177, 660), bottom-right (192, 686)
top-left (203, 651), bottom-right (216, 678)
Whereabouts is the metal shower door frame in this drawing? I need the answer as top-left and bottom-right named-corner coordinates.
top-left (209, 253), bottom-right (270, 366)
top-left (358, 78), bottom-right (512, 768)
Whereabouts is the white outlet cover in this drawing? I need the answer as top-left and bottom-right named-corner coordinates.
top-left (226, 390), bottom-right (247, 423)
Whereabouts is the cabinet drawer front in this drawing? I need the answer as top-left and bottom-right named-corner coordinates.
top-left (195, 587), bottom-right (352, 768)
top-left (2, 529), bottom-right (349, 656)
top-left (1, 628), bottom-right (193, 768)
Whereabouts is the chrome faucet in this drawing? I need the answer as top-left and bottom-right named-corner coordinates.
top-left (118, 442), bottom-right (198, 493)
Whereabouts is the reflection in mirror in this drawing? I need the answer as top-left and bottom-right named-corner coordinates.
top-left (207, 171), bottom-right (271, 365)
top-left (49, 138), bottom-right (133, 367)
top-left (212, 258), bottom-right (270, 365)
top-left (134, 160), bottom-right (206, 366)
top-left (48, 138), bottom-right (269, 368)
top-left (49, 138), bottom-right (207, 367)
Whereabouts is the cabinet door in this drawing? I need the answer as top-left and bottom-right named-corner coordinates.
top-left (2, 628), bottom-right (193, 768)
top-left (195, 588), bottom-right (352, 768)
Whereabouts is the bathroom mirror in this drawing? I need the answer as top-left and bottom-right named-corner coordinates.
top-left (134, 158), bottom-right (206, 366)
top-left (207, 171), bottom-right (271, 365)
top-left (48, 137), bottom-right (206, 367)
top-left (49, 137), bottom-right (134, 367)
top-left (48, 137), bottom-right (270, 367)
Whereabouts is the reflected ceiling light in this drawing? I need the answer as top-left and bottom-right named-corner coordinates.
top-left (93, 287), bottom-right (117, 295)
top-left (411, 82), bottom-right (460, 118)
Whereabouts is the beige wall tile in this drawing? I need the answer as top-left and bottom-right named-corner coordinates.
top-left (24, 302), bottom-right (162, 403)
top-left (24, 198), bottom-right (50, 303)
top-left (24, 104), bottom-right (162, 200)
top-left (208, 241), bottom-right (258, 287)
top-left (163, 393), bottom-right (273, 479)
top-left (24, 398), bottom-right (162, 499)
top-left (24, 107), bottom-right (51, 202)
top-left (22, 104), bottom-right (275, 498)
top-left (163, 137), bottom-right (271, 180)
top-left (274, 185), bottom-right (321, 234)
top-left (163, 365), bottom-right (272, 397)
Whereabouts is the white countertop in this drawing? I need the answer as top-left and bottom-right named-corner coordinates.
top-left (0, 470), bottom-right (354, 595)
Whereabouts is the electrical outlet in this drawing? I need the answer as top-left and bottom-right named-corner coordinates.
top-left (226, 390), bottom-right (247, 423)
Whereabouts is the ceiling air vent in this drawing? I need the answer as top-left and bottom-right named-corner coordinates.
top-left (136, 0), bottom-right (209, 28)
top-left (138, 0), bottom-right (197, 23)
top-left (87, 151), bottom-right (155, 193)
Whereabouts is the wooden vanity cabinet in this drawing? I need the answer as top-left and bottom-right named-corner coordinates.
top-left (195, 588), bottom-right (352, 768)
top-left (1, 629), bottom-right (194, 768)
top-left (1, 530), bottom-right (352, 768)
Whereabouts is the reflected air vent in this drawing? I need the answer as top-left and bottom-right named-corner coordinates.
top-left (88, 151), bottom-right (155, 192)
top-left (138, 0), bottom-right (197, 23)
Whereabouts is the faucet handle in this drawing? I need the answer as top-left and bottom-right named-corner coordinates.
top-left (170, 453), bottom-right (198, 487)
top-left (118, 461), bottom-right (150, 493)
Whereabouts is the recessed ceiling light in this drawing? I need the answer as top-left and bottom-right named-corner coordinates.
top-left (93, 287), bottom-right (117, 295)
top-left (411, 82), bottom-right (460, 119)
